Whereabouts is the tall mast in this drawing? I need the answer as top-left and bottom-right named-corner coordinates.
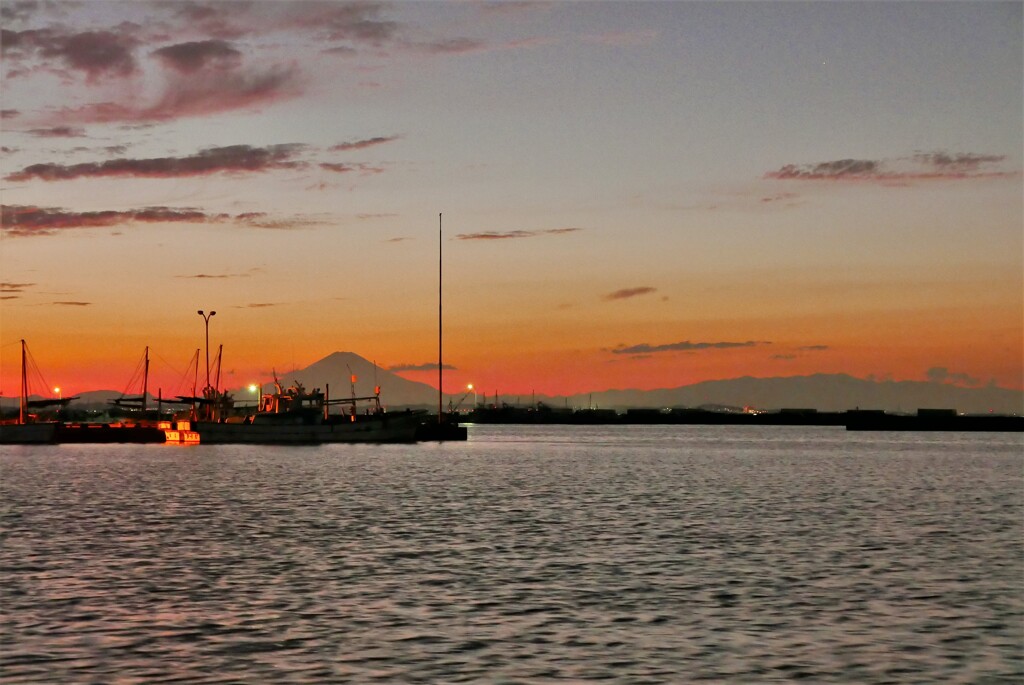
top-left (214, 344), bottom-right (223, 422)
top-left (142, 346), bottom-right (150, 413)
top-left (191, 348), bottom-right (200, 420)
top-left (438, 212), bottom-right (443, 424)
top-left (19, 339), bottom-right (26, 425)
top-left (214, 344), bottom-right (223, 395)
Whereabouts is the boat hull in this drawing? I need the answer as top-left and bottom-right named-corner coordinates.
top-left (190, 411), bottom-right (426, 444)
top-left (55, 424), bottom-right (167, 443)
top-left (416, 420), bottom-right (468, 441)
top-left (0, 422), bottom-right (58, 444)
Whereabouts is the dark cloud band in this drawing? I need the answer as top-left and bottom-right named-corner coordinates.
top-left (613, 340), bottom-right (767, 354)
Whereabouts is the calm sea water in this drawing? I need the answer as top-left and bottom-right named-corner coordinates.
top-left (1, 425), bottom-right (1021, 683)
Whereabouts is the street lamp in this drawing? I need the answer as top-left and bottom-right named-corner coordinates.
top-left (54, 386), bottom-right (61, 399)
top-left (249, 383), bottom-right (259, 410)
top-left (197, 310), bottom-right (216, 391)
top-left (468, 383), bottom-right (477, 409)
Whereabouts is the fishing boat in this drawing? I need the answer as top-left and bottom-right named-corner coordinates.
top-left (0, 340), bottom-right (71, 444)
top-left (181, 375), bottom-right (425, 444)
top-left (1, 342), bottom-right (174, 445)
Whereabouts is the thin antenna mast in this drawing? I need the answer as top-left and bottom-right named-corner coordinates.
top-left (19, 339), bottom-right (26, 425)
top-left (438, 212), bottom-right (443, 424)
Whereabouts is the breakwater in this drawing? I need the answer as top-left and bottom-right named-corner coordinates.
top-left (461, 406), bottom-right (1022, 431)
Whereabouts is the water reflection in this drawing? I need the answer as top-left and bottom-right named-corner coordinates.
top-left (2, 426), bottom-right (1021, 682)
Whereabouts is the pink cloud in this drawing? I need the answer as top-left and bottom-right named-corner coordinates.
top-left (1, 204), bottom-right (213, 236)
top-left (765, 152), bottom-right (1018, 183)
top-left (329, 136), bottom-right (401, 152)
top-left (2, 203), bottom-right (322, 237)
top-left (3, 28), bottom-right (141, 82)
top-left (320, 162), bottom-right (385, 175)
top-left (603, 286), bottom-right (657, 301)
top-left (6, 144), bottom-right (306, 182)
top-left (457, 227), bottom-right (581, 240)
top-left (151, 40), bottom-right (242, 73)
top-left (410, 38), bottom-right (487, 55)
top-left (144, 62), bottom-right (302, 121)
top-left (25, 126), bottom-right (87, 138)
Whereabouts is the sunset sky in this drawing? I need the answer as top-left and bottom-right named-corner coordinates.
top-left (2, 0), bottom-right (1021, 400)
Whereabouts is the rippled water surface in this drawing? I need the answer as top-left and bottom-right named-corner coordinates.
top-left (2, 425), bottom-right (1022, 683)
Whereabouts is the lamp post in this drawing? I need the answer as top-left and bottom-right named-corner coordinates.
top-left (468, 383), bottom-right (476, 409)
top-left (54, 386), bottom-right (61, 400)
top-left (249, 384), bottom-right (259, 411)
top-left (197, 310), bottom-right (216, 391)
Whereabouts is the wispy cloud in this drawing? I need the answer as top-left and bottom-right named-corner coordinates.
top-left (912, 152), bottom-right (1006, 170)
top-left (1, 282), bottom-right (35, 293)
top-left (0, 2), bottom-right (36, 23)
top-left (0, 2), bottom-right (543, 128)
top-left (5, 144), bottom-right (306, 182)
top-left (329, 136), bottom-right (401, 152)
top-left (1, 204), bottom-right (319, 237)
top-left (765, 151), bottom-right (1017, 183)
top-left (2, 204), bottom-right (215, 236)
top-left (151, 40), bottom-right (242, 74)
top-left (0, 0), bottom-right (554, 132)
top-left (409, 37), bottom-right (487, 55)
top-left (25, 126), bottom-right (87, 138)
top-left (236, 214), bottom-right (325, 230)
top-left (320, 162), bottom-right (385, 175)
top-left (55, 61), bottom-right (303, 124)
top-left (603, 286), bottom-right (657, 301)
top-left (612, 340), bottom-right (768, 354)
top-left (389, 362), bottom-right (457, 372)
top-left (457, 227), bottom-right (581, 240)
top-left (52, 301), bottom-right (91, 306)
top-left (178, 270), bottom-right (267, 283)
top-left (178, 273), bottom-right (250, 280)
top-left (3, 28), bottom-right (142, 82)
top-left (926, 366), bottom-right (981, 387)
top-left (285, 2), bottom-right (401, 43)
top-left (759, 192), bottom-right (799, 204)
top-left (771, 344), bottom-right (829, 360)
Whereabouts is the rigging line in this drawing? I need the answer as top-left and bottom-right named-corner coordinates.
top-left (177, 349), bottom-right (202, 397)
top-left (119, 350), bottom-right (148, 397)
top-left (151, 349), bottom-right (194, 396)
top-left (23, 343), bottom-right (55, 398)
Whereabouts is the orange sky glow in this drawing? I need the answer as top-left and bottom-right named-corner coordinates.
top-left (1, 1), bottom-right (1021, 401)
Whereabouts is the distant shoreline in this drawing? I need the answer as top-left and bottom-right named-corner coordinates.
top-left (456, 406), bottom-right (1023, 432)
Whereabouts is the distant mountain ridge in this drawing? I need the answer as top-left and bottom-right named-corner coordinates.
top-left (3, 353), bottom-right (1021, 415)
top-left (565, 374), bottom-right (1023, 415)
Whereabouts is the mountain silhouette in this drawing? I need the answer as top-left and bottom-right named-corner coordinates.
top-left (4, 355), bottom-right (1021, 415)
top-left (267, 351), bottom-right (441, 409)
top-left (561, 374), bottom-right (1023, 414)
